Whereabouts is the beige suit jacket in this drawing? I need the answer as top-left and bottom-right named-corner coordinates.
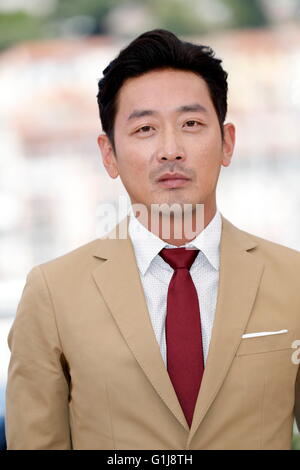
top-left (5, 215), bottom-right (300, 449)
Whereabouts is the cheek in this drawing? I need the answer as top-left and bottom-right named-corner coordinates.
top-left (185, 128), bottom-right (222, 162)
top-left (191, 141), bottom-right (222, 171)
top-left (120, 154), bottom-right (147, 176)
top-left (116, 151), bottom-right (150, 188)
top-left (115, 135), bottom-right (151, 172)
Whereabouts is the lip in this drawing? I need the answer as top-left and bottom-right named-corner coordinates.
top-left (157, 172), bottom-right (191, 188)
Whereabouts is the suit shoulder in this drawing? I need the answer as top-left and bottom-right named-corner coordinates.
top-left (222, 215), bottom-right (300, 268)
top-left (29, 237), bottom-right (108, 279)
top-left (238, 226), bottom-right (300, 265)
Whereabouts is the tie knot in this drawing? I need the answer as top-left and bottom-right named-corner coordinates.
top-left (159, 247), bottom-right (199, 270)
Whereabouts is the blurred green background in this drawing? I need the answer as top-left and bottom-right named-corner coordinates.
top-left (0, 0), bottom-right (296, 50)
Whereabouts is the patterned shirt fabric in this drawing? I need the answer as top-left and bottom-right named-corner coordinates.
top-left (128, 208), bottom-right (222, 367)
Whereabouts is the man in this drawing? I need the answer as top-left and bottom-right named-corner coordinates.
top-left (5, 29), bottom-right (300, 450)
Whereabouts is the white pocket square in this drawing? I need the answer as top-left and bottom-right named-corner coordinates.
top-left (242, 329), bottom-right (288, 339)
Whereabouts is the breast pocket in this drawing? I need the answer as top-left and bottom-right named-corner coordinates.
top-left (236, 331), bottom-right (294, 356)
top-left (234, 330), bottom-right (298, 448)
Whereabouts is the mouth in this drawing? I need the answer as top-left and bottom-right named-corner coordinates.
top-left (156, 172), bottom-right (191, 188)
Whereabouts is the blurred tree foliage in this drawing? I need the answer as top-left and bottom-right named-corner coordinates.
top-left (225, 0), bottom-right (268, 28)
top-left (51, 0), bottom-right (124, 33)
top-left (0, 0), bottom-right (271, 51)
top-left (149, 0), bottom-right (268, 35)
top-left (0, 12), bottom-right (48, 50)
top-left (293, 432), bottom-right (300, 450)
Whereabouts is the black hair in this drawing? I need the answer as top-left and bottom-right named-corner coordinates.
top-left (97, 29), bottom-right (228, 151)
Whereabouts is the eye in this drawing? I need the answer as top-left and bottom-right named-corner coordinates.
top-left (136, 125), bottom-right (154, 134)
top-left (184, 120), bottom-right (201, 128)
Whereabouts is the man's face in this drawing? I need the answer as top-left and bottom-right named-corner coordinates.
top-left (98, 68), bottom-right (235, 214)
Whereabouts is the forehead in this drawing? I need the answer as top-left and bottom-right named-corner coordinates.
top-left (115, 68), bottom-right (213, 118)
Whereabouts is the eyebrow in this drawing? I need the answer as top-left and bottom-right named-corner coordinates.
top-left (127, 103), bottom-right (208, 121)
top-left (177, 103), bottom-right (208, 114)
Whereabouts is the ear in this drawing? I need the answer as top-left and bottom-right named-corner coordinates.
top-left (221, 123), bottom-right (235, 167)
top-left (97, 134), bottom-right (119, 179)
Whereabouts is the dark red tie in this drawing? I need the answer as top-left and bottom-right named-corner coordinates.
top-left (159, 247), bottom-right (204, 427)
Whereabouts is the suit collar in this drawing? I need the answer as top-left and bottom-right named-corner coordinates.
top-left (128, 209), bottom-right (222, 276)
top-left (92, 213), bottom-right (258, 265)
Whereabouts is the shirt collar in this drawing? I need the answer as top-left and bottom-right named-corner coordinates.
top-left (128, 207), bottom-right (222, 275)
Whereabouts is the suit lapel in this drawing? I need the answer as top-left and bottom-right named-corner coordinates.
top-left (187, 216), bottom-right (264, 445)
top-left (92, 217), bottom-right (189, 431)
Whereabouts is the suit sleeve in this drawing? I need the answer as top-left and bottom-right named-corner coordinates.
top-left (295, 363), bottom-right (300, 432)
top-left (5, 265), bottom-right (72, 450)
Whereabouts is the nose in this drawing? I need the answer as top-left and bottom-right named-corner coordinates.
top-left (156, 127), bottom-right (185, 162)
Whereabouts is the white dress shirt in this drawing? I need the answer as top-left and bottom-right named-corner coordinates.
top-left (128, 209), bottom-right (222, 367)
